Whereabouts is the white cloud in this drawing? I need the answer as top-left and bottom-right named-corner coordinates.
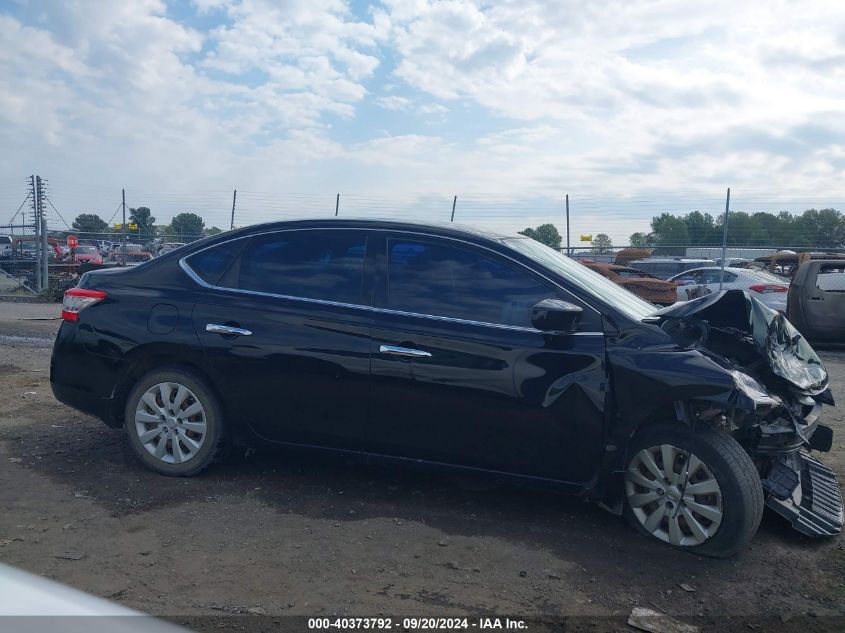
top-left (1, 0), bottom-right (845, 240)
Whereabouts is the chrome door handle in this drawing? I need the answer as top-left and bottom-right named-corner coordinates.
top-left (206, 323), bottom-right (252, 336)
top-left (379, 344), bottom-right (431, 358)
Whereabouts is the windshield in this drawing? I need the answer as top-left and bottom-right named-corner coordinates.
top-left (76, 246), bottom-right (97, 254)
top-left (504, 238), bottom-right (657, 320)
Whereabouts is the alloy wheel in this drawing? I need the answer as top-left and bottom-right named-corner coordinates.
top-left (134, 382), bottom-right (207, 465)
top-left (625, 443), bottom-right (723, 546)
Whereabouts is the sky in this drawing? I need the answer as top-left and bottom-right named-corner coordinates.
top-left (1, 0), bottom-right (845, 242)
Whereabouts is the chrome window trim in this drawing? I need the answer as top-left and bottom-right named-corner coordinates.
top-left (179, 225), bottom-right (605, 334)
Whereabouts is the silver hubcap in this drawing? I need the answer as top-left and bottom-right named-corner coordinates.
top-left (625, 443), bottom-right (723, 546)
top-left (134, 382), bottom-right (207, 465)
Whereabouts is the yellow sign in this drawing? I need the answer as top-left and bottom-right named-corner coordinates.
top-left (580, 234), bottom-right (592, 242)
top-left (129, 223), bottom-right (139, 230)
top-left (113, 223), bottom-right (123, 229)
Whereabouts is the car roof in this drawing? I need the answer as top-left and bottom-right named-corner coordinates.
top-left (214, 218), bottom-right (519, 243)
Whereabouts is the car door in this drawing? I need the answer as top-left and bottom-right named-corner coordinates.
top-left (803, 263), bottom-right (845, 340)
top-left (188, 228), bottom-right (374, 449)
top-left (366, 232), bottom-right (607, 484)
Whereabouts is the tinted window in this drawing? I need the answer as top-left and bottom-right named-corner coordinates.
top-left (186, 239), bottom-right (244, 285)
top-left (237, 230), bottom-right (366, 304)
top-left (387, 239), bottom-right (558, 328)
top-left (700, 270), bottom-right (737, 284)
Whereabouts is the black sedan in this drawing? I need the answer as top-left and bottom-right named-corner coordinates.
top-left (51, 219), bottom-right (843, 557)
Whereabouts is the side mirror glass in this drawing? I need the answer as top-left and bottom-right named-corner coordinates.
top-left (531, 299), bottom-right (583, 332)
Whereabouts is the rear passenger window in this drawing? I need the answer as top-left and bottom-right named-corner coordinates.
top-left (816, 266), bottom-right (845, 292)
top-left (387, 239), bottom-right (559, 328)
top-left (185, 239), bottom-right (244, 285)
top-left (236, 230), bottom-right (367, 304)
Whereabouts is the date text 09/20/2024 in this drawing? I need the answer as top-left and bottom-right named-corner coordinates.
top-left (307, 618), bottom-right (527, 630)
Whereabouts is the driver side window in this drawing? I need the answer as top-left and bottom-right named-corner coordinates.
top-left (387, 238), bottom-right (578, 329)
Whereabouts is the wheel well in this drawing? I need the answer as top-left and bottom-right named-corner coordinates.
top-left (109, 345), bottom-right (225, 428)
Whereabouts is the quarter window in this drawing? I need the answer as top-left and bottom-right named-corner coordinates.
top-left (185, 239), bottom-right (244, 285)
top-left (387, 239), bottom-right (559, 328)
top-left (236, 231), bottom-right (367, 304)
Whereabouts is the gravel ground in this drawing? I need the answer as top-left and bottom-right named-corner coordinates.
top-left (0, 300), bottom-right (843, 632)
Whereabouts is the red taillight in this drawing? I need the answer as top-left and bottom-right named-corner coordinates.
top-left (62, 288), bottom-right (108, 322)
top-left (749, 284), bottom-right (788, 294)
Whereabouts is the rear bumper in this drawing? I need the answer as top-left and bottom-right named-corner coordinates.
top-left (50, 381), bottom-right (119, 427)
top-left (765, 453), bottom-right (843, 537)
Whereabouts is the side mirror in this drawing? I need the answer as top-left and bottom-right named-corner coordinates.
top-left (531, 299), bottom-right (583, 332)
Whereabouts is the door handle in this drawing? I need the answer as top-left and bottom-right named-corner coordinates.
top-left (206, 323), bottom-right (253, 336)
top-left (808, 296), bottom-right (823, 301)
top-left (379, 344), bottom-right (431, 358)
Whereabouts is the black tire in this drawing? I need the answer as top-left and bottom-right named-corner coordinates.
top-left (622, 424), bottom-right (763, 558)
top-left (124, 368), bottom-right (227, 476)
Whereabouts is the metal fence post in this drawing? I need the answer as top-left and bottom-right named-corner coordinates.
top-left (41, 217), bottom-right (49, 291)
top-left (718, 187), bottom-right (730, 291)
top-left (565, 194), bottom-right (570, 255)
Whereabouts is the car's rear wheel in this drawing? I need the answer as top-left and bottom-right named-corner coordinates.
top-left (124, 368), bottom-right (226, 476)
top-left (623, 424), bottom-right (763, 558)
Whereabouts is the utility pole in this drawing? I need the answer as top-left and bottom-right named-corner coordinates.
top-left (718, 187), bottom-right (730, 292)
top-left (565, 194), bottom-right (570, 255)
top-left (122, 189), bottom-right (127, 264)
top-left (230, 189), bottom-right (237, 230)
top-left (335, 193), bottom-right (340, 217)
top-left (450, 195), bottom-right (457, 222)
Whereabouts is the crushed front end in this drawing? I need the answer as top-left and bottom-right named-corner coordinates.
top-left (655, 290), bottom-right (844, 537)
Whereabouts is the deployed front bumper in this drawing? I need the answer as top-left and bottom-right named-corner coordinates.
top-left (765, 453), bottom-right (844, 537)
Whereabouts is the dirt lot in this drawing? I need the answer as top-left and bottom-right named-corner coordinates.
top-left (1, 300), bottom-right (844, 631)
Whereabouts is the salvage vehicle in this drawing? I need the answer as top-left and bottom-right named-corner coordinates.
top-left (750, 250), bottom-right (845, 279)
top-left (787, 260), bottom-right (845, 344)
top-left (50, 219), bottom-right (842, 557)
top-left (626, 257), bottom-right (716, 280)
top-left (581, 262), bottom-right (677, 305)
top-left (668, 267), bottom-right (790, 312)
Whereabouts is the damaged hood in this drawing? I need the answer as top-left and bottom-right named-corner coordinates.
top-left (652, 290), bottom-right (828, 394)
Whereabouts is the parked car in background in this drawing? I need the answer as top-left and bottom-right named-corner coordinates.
top-left (0, 234), bottom-right (12, 258)
top-left (787, 260), bottom-right (845, 344)
top-left (108, 242), bottom-right (144, 260)
top-left (669, 267), bottom-right (790, 312)
top-left (627, 258), bottom-right (717, 280)
top-left (157, 242), bottom-right (186, 256)
top-left (71, 245), bottom-right (103, 265)
top-left (52, 219), bottom-right (841, 557)
top-left (581, 262), bottom-right (677, 305)
top-left (109, 251), bottom-right (154, 267)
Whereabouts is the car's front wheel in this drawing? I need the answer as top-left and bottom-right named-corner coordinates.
top-left (124, 368), bottom-right (226, 476)
top-left (623, 424), bottom-right (763, 558)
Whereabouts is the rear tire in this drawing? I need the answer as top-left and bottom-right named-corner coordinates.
top-left (622, 424), bottom-right (763, 558)
top-left (124, 368), bottom-right (226, 476)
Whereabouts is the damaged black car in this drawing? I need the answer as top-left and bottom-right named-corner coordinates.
top-left (50, 219), bottom-right (843, 557)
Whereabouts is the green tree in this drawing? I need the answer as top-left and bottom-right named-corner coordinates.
top-left (128, 206), bottom-right (156, 239)
top-left (684, 211), bottom-right (718, 245)
top-left (651, 213), bottom-right (690, 246)
top-left (519, 223), bottom-right (562, 249)
top-left (592, 233), bottom-right (612, 254)
top-left (170, 213), bottom-right (206, 242)
top-left (629, 232), bottom-right (653, 247)
top-left (206, 226), bottom-right (222, 236)
top-left (796, 208), bottom-right (844, 248)
top-left (71, 213), bottom-right (108, 235)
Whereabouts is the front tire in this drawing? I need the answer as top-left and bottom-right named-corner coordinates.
top-left (124, 368), bottom-right (226, 476)
top-left (623, 424), bottom-right (763, 558)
